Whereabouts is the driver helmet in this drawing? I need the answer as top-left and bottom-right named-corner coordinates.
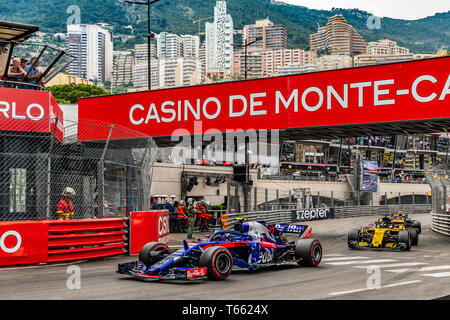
top-left (187, 198), bottom-right (194, 205)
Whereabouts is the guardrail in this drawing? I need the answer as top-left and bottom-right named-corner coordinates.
top-left (219, 204), bottom-right (432, 230)
top-left (431, 212), bottom-right (450, 237)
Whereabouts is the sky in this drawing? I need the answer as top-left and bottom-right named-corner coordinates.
top-left (278, 0), bottom-right (450, 20)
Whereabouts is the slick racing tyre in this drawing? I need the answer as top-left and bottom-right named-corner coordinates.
top-left (398, 230), bottom-right (411, 251)
top-left (411, 220), bottom-right (421, 234)
top-left (348, 229), bottom-right (360, 249)
top-left (409, 228), bottom-right (419, 246)
top-left (199, 246), bottom-right (233, 280)
top-left (295, 239), bottom-right (322, 267)
top-left (139, 242), bottom-right (171, 268)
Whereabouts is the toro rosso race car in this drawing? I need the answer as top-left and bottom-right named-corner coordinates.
top-left (117, 221), bottom-right (322, 281)
top-left (348, 214), bottom-right (419, 251)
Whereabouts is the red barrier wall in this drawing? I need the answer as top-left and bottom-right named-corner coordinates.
top-left (0, 212), bottom-right (170, 266)
top-left (129, 211), bottom-right (170, 255)
top-left (0, 221), bottom-right (48, 266)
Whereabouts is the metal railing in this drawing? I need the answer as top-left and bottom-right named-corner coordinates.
top-left (219, 204), bottom-right (431, 230)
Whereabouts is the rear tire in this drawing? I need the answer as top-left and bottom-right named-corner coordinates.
top-left (139, 242), bottom-right (171, 268)
top-left (398, 230), bottom-right (411, 251)
top-left (295, 239), bottom-right (322, 267)
top-left (199, 246), bottom-right (233, 280)
top-left (411, 220), bottom-right (421, 234)
top-left (348, 229), bottom-right (360, 249)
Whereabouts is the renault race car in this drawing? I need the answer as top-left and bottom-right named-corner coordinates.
top-left (117, 220), bottom-right (322, 281)
top-left (348, 215), bottom-right (418, 251)
top-left (391, 211), bottom-right (422, 234)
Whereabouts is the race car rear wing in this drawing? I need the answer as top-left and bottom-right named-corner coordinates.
top-left (271, 224), bottom-right (312, 239)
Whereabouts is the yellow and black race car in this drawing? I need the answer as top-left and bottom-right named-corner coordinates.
top-left (391, 211), bottom-right (422, 234)
top-left (348, 215), bottom-right (418, 251)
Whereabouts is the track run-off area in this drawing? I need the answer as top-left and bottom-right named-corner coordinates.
top-left (0, 213), bottom-right (449, 300)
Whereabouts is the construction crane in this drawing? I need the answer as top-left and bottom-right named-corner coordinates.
top-left (193, 16), bottom-right (214, 39)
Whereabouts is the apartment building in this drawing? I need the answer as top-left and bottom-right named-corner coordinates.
top-left (243, 18), bottom-right (287, 52)
top-left (310, 14), bottom-right (367, 56)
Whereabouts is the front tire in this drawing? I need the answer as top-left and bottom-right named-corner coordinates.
top-left (398, 230), bottom-right (411, 251)
top-left (295, 239), bottom-right (322, 267)
top-left (139, 242), bottom-right (171, 268)
top-left (348, 229), bottom-right (360, 249)
top-left (199, 246), bottom-right (233, 280)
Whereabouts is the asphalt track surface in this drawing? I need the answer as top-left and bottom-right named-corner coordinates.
top-left (0, 213), bottom-right (449, 300)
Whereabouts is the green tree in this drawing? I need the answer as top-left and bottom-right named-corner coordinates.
top-left (47, 84), bottom-right (109, 104)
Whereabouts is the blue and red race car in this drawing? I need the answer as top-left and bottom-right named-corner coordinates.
top-left (117, 220), bottom-right (323, 281)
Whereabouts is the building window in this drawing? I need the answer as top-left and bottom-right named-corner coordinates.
top-left (9, 168), bottom-right (27, 213)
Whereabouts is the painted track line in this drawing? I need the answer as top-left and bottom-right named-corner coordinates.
top-left (326, 259), bottom-right (396, 266)
top-left (322, 256), bottom-right (370, 262)
top-left (386, 265), bottom-right (450, 274)
top-left (329, 280), bottom-right (422, 297)
top-left (420, 272), bottom-right (450, 278)
top-left (353, 262), bottom-right (428, 269)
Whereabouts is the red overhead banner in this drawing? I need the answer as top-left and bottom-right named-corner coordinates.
top-left (78, 57), bottom-right (450, 140)
top-left (0, 88), bottom-right (64, 139)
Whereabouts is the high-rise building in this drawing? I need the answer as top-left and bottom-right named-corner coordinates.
top-left (233, 50), bottom-right (264, 79)
top-left (199, 41), bottom-right (207, 82)
top-left (354, 53), bottom-right (414, 67)
top-left (261, 49), bottom-right (307, 77)
top-left (313, 55), bottom-right (353, 70)
top-left (205, 1), bottom-right (234, 75)
top-left (181, 35), bottom-right (200, 58)
top-left (243, 18), bottom-right (287, 51)
top-left (67, 24), bottom-right (113, 83)
top-left (112, 55), bottom-right (134, 87)
top-left (277, 64), bottom-right (319, 76)
top-left (134, 43), bottom-right (157, 64)
top-left (156, 32), bottom-right (184, 59)
top-left (133, 60), bottom-right (160, 89)
top-left (159, 57), bottom-right (201, 88)
top-left (367, 39), bottom-right (410, 55)
top-left (310, 14), bottom-right (367, 56)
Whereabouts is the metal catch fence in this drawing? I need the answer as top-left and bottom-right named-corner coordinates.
top-left (0, 116), bottom-right (157, 221)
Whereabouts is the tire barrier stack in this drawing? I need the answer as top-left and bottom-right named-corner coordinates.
top-left (431, 213), bottom-right (450, 237)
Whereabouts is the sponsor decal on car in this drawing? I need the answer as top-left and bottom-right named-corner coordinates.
top-left (186, 267), bottom-right (208, 279)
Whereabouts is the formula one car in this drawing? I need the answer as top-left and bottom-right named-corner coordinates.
top-left (391, 211), bottom-right (422, 234)
top-left (117, 220), bottom-right (322, 281)
top-left (348, 215), bottom-right (418, 251)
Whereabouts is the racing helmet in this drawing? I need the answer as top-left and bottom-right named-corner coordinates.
top-left (62, 187), bottom-right (76, 197)
top-left (180, 200), bottom-right (186, 206)
top-left (187, 198), bottom-right (194, 205)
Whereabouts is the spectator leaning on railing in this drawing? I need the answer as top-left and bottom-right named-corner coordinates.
top-left (23, 56), bottom-right (45, 90)
top-left (6, 57), bottom-right (26, 88)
